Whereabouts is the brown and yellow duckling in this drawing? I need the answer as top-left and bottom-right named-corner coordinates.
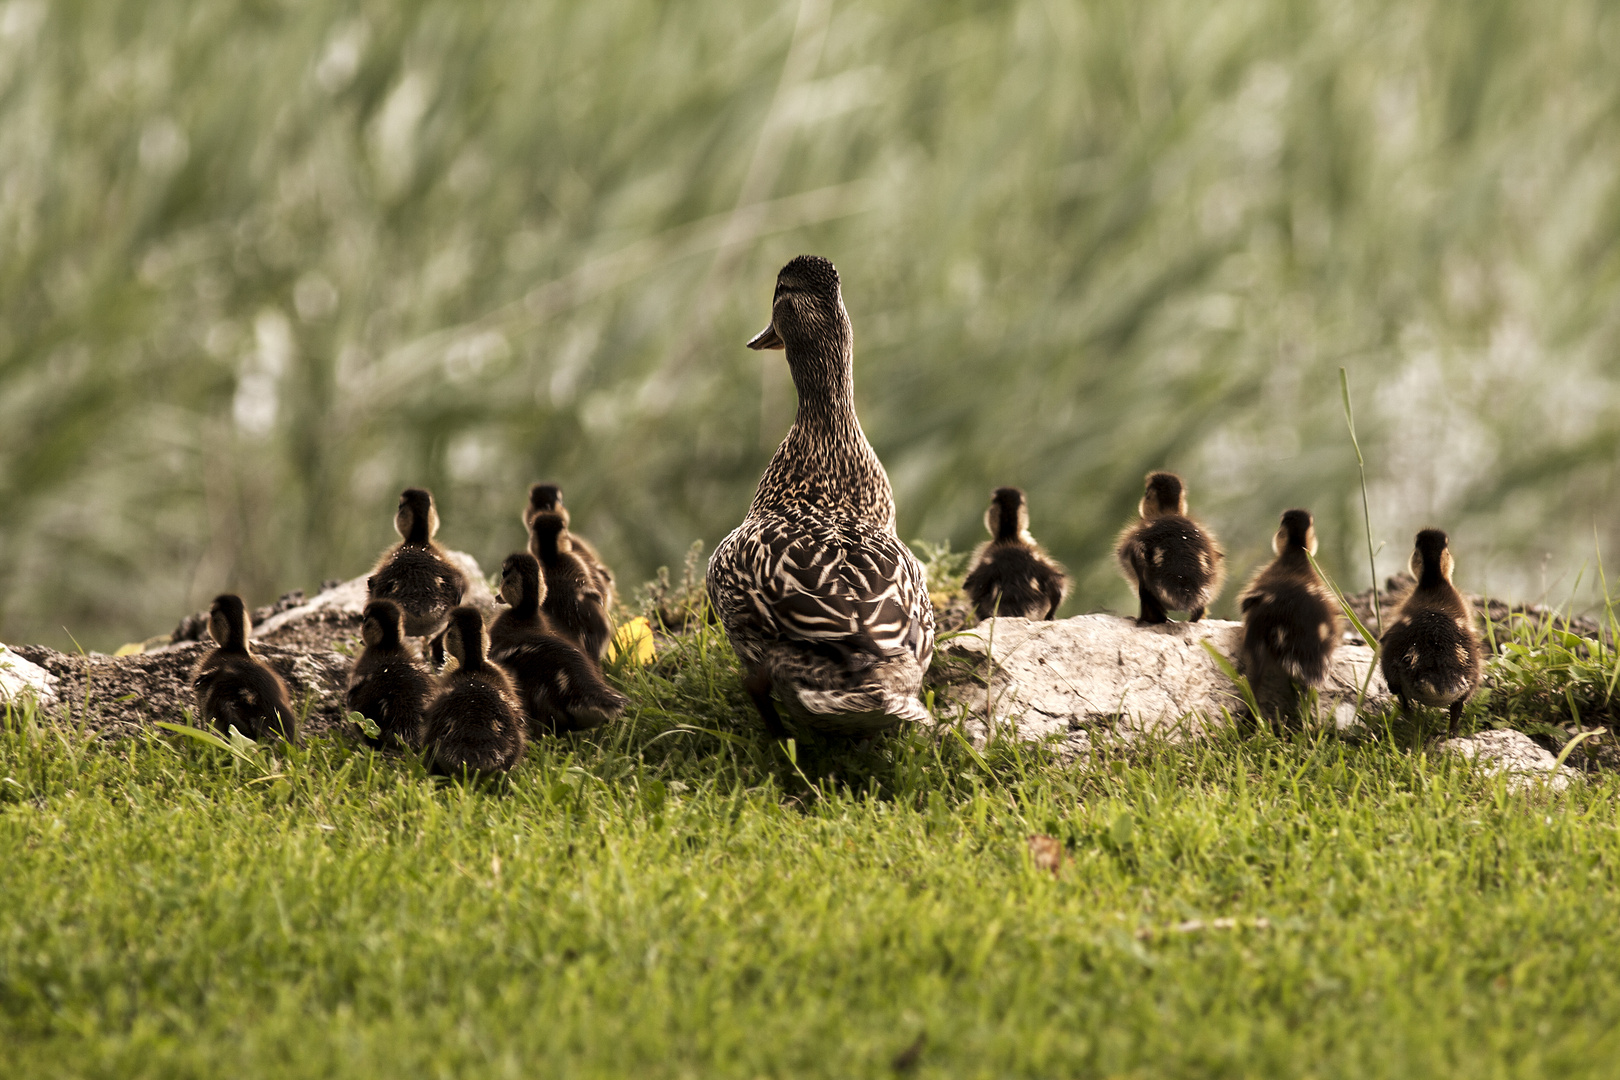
top-left (962, 487), bottom-right (1069, 622)
top-left (528, 509), bottom-right (614, 661)
top-left (1115, 471), bottom-right (1226, 624)
top-left (191, 593), bottom-right (297, 742)
top-left (490, 552), bottom-right (628, 734)
top-left (525, 483), bottom-right (616, 611)
top-left (1379, 529), bottom-right (1484, 736)
top-left (346, 598), bottom-right (434, 749)
top-left (368, 487), bottom-right (467, 663)
top-left (421, 606), bottom-right (526, 778)
top-left (1239, 509), bottom-right (1342, 722)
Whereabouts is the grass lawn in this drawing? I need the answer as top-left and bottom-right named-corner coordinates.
top-left (3, 621), bottom-right (1619, 1078)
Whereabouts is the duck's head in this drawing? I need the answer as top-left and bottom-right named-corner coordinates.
top-left (498, 552), bottom-right (546, 611)
top-left (747, 255), bottom-right (849, 358)
top-left (1140, 472), bottom-right (1188, 519)
top-left (1273, 509), bottom-right (1317, 556)
top-left (208, 594), bottom-right (252, 650)
top-left (525, 483), bottom-right (568, 528)
top-left (441, 606), bottom-right (489, 671)
top-left (985, 487), bottom-right (1029, 542)
top-left (395, 488), bottom-right (439, 545)
top-left (1410, 529), bottom-right (1454, 587)
top-left (361, 599), bottom-right (406, 650)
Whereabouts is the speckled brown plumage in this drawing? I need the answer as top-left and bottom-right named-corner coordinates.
top-left (1115, 472), bottom-right (1225, 624)
top-left (1238, 509), bottom-right (1341, 723)
top-left (367, 488), bottom-right (467, 644)
top-left (346, 598), bottom-right (433, 749)
top-left (1379, 529), bottom-right (1484, 735)
top-left (707, 255), bottom-right (935, 735)
top-left (963, 487), bottom-right (1068, 622)
top-left (422, 606), bottom-right (526, 778)
top-left (191, 594), bottom-right (297, 742)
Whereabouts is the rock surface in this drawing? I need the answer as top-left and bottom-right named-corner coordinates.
top-left (1, 643), bottom-right (58, 708)
top-left (932, 615), bottom-right (1389, 754)
top-left (1441, 728), bottom-right (1579, 791)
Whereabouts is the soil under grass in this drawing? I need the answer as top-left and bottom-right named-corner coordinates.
top-left (4, 621), bottom-right (1620, 1078)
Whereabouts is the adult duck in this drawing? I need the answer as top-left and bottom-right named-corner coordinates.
top-left (707, 255), bottom-right (934, 736)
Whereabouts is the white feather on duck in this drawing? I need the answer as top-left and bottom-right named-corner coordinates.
top-left (707, 255), bottom-right (934, 734)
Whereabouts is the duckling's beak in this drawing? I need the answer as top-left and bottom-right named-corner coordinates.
top-left (747, 322), bottom-right (785, 350)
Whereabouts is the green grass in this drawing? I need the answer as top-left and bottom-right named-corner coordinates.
top-left (5, 621), bottom-right (1620, 1077)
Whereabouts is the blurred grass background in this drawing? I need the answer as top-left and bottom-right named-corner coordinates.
top-left (2, 0), bottom-right (1619, 652)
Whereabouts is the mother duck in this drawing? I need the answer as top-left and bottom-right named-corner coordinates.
top-left (708, 255), bottom-right (935, 736)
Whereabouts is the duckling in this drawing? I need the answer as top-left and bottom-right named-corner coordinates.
top-left (524, 483), bottom-right (616, 611)
top-left (1115, 471), bottom-right (1226, 624)
top-left (962, 487), bottom-right (1069, 622)
top-left (1238, 509), bottom-right (1342, 723)
top-left (368, 488), bottom-right (467, 661)
top-left (528, 509), bottom-right (614, 661)
top-left (707, 255), bottom-right (935, 735)
top-left (490, 552), bottom-right (628, 734)
top-left (346, 598), bottom-right (433, 749)
top-left (421, 606), bottom-right (526, 778)
top-left (191, 594), bottom-right (297, 741)
top-left (1379, 529), bottom-right (1485, 736)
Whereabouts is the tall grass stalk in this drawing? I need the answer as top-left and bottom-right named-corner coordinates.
top-left (1340, 368), bottom-right (1382, 637)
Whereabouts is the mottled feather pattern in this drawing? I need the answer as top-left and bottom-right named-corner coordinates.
top-left (1380, 610), bottom-right (1482, 706)
top-left (490, 613), bottom-right (626, 734)
top-left (192, 654), bottom-right (296, 742)
top-left (963, 544), bottom-right (1066, 621)
top-left (368, 545), bottom-right (467, 637)
top-left (346, 653), bottom-right (431, 749)
top-left (1116, 516), bottom-right (1224, 613)
top-left (422, 674), bottom-right (525, 777)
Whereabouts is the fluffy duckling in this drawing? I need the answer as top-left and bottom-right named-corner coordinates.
top-left (962, 487), bottom-right (1069, 622)
top-left (368, 488), bottom-right (468, 657)
top-left (524, 483), bottom-right (616, 611)
top-left (421, 606), bottom-right (526, 778)
top-left (1238, 509), bottom-right (1342, 722)
top-left (490, 552), bottom-right (628, 734)
top-left (191, 594), bottom-right (297, 741)
top-left (707, 255), bottom-right (935, 735)
top-left (528, 509), bottom-right (614, 661)
top-left (346, 598), bottom-right (433, 749)
top-left (1115, 472), bottom-right (1226, 624)
top-left (1379, 529), bottom-right (1484, 735)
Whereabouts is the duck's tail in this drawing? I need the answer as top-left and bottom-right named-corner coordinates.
top-left (767, 646), bottom-right (931, 734)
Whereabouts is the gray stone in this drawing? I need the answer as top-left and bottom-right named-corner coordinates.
top-left (932, 614), bottom-right (1388, 754)
top-left (0, 642), bottom-right (57, 708)
top-left (1441, 728), bottom-right (1578, 792)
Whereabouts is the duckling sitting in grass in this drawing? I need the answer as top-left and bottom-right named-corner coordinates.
top-left (192, 594), bottom-right (297, 742)
top-left (422, 606), bottom-right (526, 778)
top-left (368, 488), bottom-right (467, 663)
top-left (525, 483), bottom-right (616, 612)
top-left (962, 487), bottom-right (1069, 623)
top-left (1379, 529), bottom-right (1484, 736)
top-left (1115, 471), bottom-right (1225, 624)
top-left (528, 510), bottom-right (614, 661)
top-left (1239, 509), bottom-right (1341, 724)
top-left (346, 598), bottom-right (433, 749)
top-left (490, 552), bottom-right (627, 734)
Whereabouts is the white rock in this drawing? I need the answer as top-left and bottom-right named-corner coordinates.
top-left (252, 549), bottom-right (494, 637)
top-left (934, 614), bottom-right (1388, 754)
top-left (0, 642), bottom-right (58, 707)
top-left (1441, 728), bottom-right (1578, 792)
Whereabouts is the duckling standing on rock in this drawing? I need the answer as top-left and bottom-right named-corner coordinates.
top-left (707, 255), bottom-right (935, 737)
top-left (490, 552), bottom-right (627, 734)
top-left (192, 594), bottom-right (297, 742)
top-left (368, 488), bottom-right (467, 663)
top-left (528, 511), bottom-right (614, 661)
top-left (1379, 529), bottom-right (1484, 736)
top-left (1239, 509), bottom-right (1341, 723)
top-left (346, 598), bottom-right (433, 749)
top-left (421, 606), bottom-right (526, 778)
top-left (962, 487), bottom-right (1068, 622)
top-left (1115, 471), bottom-right (1226, 624)
top-left (524, 483), bottom-right (616, 611)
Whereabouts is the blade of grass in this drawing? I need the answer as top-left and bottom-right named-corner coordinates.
top-left (1340, 368), bottom-right (1382, 638)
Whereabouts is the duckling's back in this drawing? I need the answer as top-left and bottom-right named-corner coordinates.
top-left (1240, 561), bottom-right (1340, 687)
top-left (370, 546), bottom-right (467, 636)
top-left (963, 543), bottom-right (1065, 621)
top-left (1119, 515), bottom-right (1223, 613)
top-left (1380, 605), bottom-right (1483, 707)
top-left (422, 672), bottom-right (525, 777)
top-left (347, 647), bottom-right (432, 749)
top-left (194, 652), bottom-right (296, 741)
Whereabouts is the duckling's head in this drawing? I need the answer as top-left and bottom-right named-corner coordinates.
top-left (985, 487), bottom-right (1030, 543)
top-left (1140, 472), bottom-right (1188, 519)
top-left (361, 599), bottom-right (406, 649)
top-left (747, 255), bottom-right (849, 359)
top-left (528, 510), bottom-right (571, 557)
top-left (1273, 509), bottom-right (1317, 556)
top-left (525, 483), bottom-right (568, 528)
top-left (395, 488), bottom-right (439, 545)
top-left (208, 594), bottom-right (252, 650)
top-left (499, 552), bottom-right (546, 610)
top-left (1409, 529), bottom-right (1454, 587)
top-left (441, 606), bottom-right (488, 671)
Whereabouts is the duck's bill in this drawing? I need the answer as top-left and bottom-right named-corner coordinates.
top-left (746, 322), bottom-right (785, 350)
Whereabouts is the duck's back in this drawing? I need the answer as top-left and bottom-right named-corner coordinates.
top-left (422, 675), bottom-right (524, 776)
top-left (964, 543), bottom-right (1063, 621)
top-left (194, 652), bottom-right (296, 741)
top-left (1380, 606), bottom-right (1482, 706)
top-left (370, 545), bottom-right (466, 633)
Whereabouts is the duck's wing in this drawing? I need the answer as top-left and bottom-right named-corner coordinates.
top-left (713, 518), bottom-right (934, 667)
